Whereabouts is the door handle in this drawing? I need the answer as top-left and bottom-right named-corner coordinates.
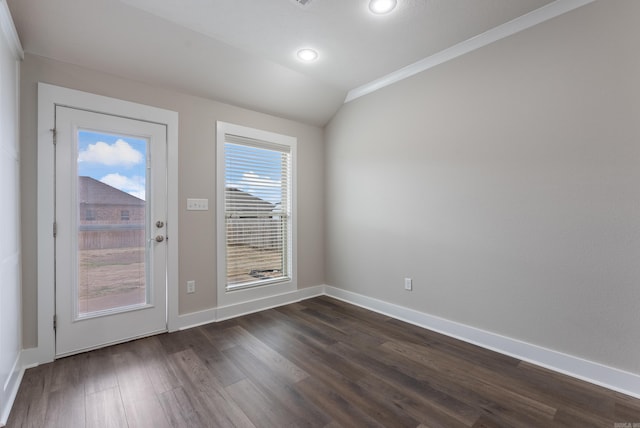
top-left (156, 221), bottom-right (164, 228)
top-left (155, 235), bottom-right (165, 242)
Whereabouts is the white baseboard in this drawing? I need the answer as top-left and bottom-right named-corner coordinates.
top-left (215, 284), bottom-right (325, 322)
top-left (1, 352), bottom-right (25, 427)
top-left (174, 307), bottom-right (218, 332)
top-left (324, 285), bottom-right (640, 399)
top-left (20, 348), bottom-right (44, 369)
top-left (176, 285), bottom-right (326, 330)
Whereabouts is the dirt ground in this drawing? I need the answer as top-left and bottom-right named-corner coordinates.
top-left (78, 247), bottom-right (146, 313)
top-left (226, 245), bottom-right (285, 285)
top-left (77, 245), bottom-right (285, 313)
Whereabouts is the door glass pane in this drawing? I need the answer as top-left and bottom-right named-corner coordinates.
top-left (76, 130), bottom-right (148, 317)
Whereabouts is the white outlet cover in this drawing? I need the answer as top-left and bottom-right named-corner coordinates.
top-left (404, 278), bottom-right (412, 291)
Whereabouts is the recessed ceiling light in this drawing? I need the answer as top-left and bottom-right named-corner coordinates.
top-left (297, 48), bottom-right (319, 62)
top-left (369, 0), bottom-right (397, 15)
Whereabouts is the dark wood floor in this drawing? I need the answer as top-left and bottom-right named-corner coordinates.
top-left (6, 296), bottom-right (640, 427)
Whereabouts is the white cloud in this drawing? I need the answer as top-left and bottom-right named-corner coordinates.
top-left (229, 171), bottom-right (281, 204)
top-left (241, 172), bottom-right (279, 186)
top-left (232, 171), bottom-right (280, 189)
top-left (100, 173), bottom-right (146, 200)
top-left (78, 139), bottom-right (143, 167)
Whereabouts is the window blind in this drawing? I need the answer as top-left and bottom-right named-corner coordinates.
top-left (224, 134), bottom-right (291, 290)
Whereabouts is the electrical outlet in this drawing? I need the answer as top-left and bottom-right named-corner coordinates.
top-left (404, 277), bottom-right (412, 291)
top-left (187, 280), bottom-right (196, 294)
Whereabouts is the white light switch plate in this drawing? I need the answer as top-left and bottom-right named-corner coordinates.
top-left (187, 198), bottom-right (208, 211)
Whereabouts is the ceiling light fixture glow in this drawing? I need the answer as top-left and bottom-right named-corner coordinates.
top-left (297, 48), bottom-right (319, 62)
top-left (369, 0), bottom-right (397, 14)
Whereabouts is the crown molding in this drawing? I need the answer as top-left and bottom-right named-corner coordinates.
top-left (345, 0), bottom-right (595, 103)
top-left (0, 0), bottom-right (23, 60)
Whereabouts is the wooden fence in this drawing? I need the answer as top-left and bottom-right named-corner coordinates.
top-left (78, 224), bottom-right (145, 250)
top-left (226, 217), bottom-right (285, 250)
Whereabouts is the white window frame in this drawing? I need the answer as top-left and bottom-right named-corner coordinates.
top-left (216, 121), bottom-right (297, 308)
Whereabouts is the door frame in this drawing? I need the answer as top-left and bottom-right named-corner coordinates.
top-left (34, 83), bottom-right (179, 364)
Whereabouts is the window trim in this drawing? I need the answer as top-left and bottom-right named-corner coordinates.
top-left (216, 121), bottom-right (297, 308)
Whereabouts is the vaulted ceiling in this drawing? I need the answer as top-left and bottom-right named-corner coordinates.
top-left (9, 0), bottom-right (567, 126)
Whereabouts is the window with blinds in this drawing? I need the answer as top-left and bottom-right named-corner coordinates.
top-left (223, 134), bottom-right (292, 290)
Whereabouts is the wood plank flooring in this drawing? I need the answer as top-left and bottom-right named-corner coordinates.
top-left (6, 296), bottom-right (640, 427)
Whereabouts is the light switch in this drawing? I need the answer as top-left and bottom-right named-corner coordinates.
top-left (187, 198), bottom-right (208, 211)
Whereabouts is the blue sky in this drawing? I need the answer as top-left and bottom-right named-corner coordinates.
top-left (225, 143), bottom-right (285, 205)
top-left (76, 133), bottom-right (286, 205)
top-left (77, 130), bottom-right (147, 200)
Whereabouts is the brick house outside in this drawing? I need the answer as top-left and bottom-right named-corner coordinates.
top-left (78, 176), bottom-right (146, 250)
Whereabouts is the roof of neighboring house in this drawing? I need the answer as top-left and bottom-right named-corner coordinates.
top-left (78, 176), bottom-right (145, 206)
top-left (225, 187), bottom-right (275, 212)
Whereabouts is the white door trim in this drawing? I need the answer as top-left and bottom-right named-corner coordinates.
top-left (35, 83), bottom-right (179, 364)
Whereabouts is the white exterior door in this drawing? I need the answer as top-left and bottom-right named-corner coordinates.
top-left (55, 106), bottom-right (168, 357)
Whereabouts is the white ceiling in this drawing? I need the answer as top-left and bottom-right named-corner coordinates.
top-left (8, 0), bottom-right (564, 126)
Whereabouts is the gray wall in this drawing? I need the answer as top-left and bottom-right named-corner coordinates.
top-left (325, 0), bottom-right (640, 374)
top-left (20, 53), bottom-right (325, 348)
